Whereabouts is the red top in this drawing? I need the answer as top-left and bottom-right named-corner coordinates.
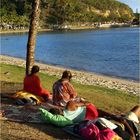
top-left (23, 74), bottom-right (50, 98)
top-left (85, 103), bottom-right (98, 120)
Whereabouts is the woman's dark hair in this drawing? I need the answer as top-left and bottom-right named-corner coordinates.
top-left (49, 108), bottom-right (63, 115)
top-left (31, 65), bottom-right (40, 75)
top-left (61, 70), bottom-right (72, 80)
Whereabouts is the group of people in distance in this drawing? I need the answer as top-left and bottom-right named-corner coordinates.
top-left (23, 65), bottom-right (140, 140)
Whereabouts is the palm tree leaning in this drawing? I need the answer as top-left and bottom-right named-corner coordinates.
top-left (26, 0), bottom-right (41, 75)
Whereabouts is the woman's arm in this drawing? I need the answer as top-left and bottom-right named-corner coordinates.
top-left (67, 82), bottom-right (77, 98)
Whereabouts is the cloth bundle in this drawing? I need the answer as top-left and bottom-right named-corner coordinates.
top-left (11, 91), bottom-right (45, 105)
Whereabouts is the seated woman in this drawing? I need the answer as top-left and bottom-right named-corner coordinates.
top-left (23, 65), bottom-right (50, 101)
top-left (53, 70), bottom-right (80, 107)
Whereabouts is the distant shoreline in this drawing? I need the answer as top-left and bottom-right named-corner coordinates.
top-left (0, 55), bottom-right (139, 95)
top-left (0, 27), bottom-right (97, 34)
top-left (0, 25), bottom-right (138, 34)
top-left (0, 29), bottom-right (51, 34)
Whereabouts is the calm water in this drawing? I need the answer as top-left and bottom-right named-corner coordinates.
top-left (1, 27), bottom-right (139, 81)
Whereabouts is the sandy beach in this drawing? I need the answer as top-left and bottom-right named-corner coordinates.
top-left (0, 55), bottom-right (139, 95)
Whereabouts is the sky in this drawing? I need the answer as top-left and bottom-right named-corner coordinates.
top-left (117, 0), bottom-right (140, 13)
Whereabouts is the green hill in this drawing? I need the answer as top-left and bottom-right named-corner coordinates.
top-left (1, 0), bottom-right (134, 29)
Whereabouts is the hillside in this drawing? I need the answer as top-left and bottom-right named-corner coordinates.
top-left (46, 0), bottom-right (134, 25)
top-left (1, 0), bottom-right (134, 29)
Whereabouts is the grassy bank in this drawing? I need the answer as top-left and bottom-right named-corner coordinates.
top-left (0, 63), bottom-right (138, 114)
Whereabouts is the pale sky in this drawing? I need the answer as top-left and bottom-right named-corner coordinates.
top-left (117, 0), bottom-right (140, 12)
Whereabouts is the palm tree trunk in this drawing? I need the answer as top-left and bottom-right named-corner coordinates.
top-left (26, 0), bottom-right (41, 75)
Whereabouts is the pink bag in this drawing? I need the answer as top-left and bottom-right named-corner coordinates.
top-left (79, 123), bottom-right (116, 140)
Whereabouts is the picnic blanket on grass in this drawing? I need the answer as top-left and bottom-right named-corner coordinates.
top-left (0, 102), bottom-right (58, 123)
top-left (0, 91), bottom-right (63, 123)
top-left (0, 91), bottom-right (86, 124)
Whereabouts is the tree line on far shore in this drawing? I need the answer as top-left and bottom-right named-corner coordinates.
top-left (0, 0), bottom-right (139, 30)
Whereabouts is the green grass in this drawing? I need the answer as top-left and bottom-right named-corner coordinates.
top-left (0, 63), bottom-right (139, 114)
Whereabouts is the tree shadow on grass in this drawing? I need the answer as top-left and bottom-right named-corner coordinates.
top-left (1, 120), bottom-right (81, 140)
top-left (26, 122), bottom-right (80, 140)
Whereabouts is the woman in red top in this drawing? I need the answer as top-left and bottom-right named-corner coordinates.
top-left (23, 65), bottom-right (50, 100)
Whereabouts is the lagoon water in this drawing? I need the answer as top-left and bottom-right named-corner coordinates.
top-left (1, 27), bottom-right (139, 81)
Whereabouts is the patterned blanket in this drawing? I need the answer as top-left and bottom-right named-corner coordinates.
top-left (0, 101), bottom-right (58, 123)
top-left (0, 92), bottom-right (86, 124)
